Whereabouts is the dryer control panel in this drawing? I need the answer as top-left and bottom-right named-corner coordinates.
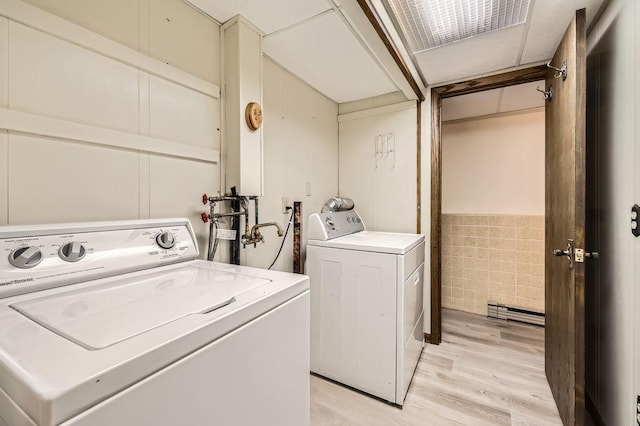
top-left (0, 219), bottom-right (198, 298)
top-left (308, 211), bottom-right (365, 241)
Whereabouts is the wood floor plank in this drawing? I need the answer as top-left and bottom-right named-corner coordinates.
top-left (310, 308), bottom-right (561, 425)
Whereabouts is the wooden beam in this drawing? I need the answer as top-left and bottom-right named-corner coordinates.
top-left (434, 65), bottom-right (548, 98)
top-left (430, 89), bottom-right (442, 344)
top-left (356, 0), bottom-right (425, 102)
top-left (416, 101), bottom-right (422, 233)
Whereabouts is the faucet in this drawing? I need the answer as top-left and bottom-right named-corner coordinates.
top-left (242, 222), bottom-right (284, 247)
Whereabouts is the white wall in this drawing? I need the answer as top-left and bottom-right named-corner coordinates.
top-left (586, 0), bottom-right (639, 424)
top-left (635, 0), bottom-right (640, 422)
top-left (242, 56), bottom-right (339, 271)
top-left (338, 102), bottom-right (417, 233)
top-left (442, 110), bottom-right (545, 215)
top-left (19, 0), bottom-right (220, 83)
top-left (0, 0), bottom-right (221, 256)
top-left (339, 99), bottom-right (432, 334)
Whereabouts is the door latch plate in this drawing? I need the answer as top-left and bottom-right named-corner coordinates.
top-left (575, 248), bottom-right (584, 263)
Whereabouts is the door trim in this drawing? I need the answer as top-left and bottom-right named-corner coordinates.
top-left (427, 64), bottom-right (548, 344)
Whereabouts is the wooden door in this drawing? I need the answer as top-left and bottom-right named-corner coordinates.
top-left (545, 9), bottom-right (586, 426)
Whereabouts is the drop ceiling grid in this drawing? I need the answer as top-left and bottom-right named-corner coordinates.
top-left (415, 24), bottom-right (524, 85)
top-left (263, 11), bottom-right (397, 103)
top-left (441, 79), bottom-right (545, 121)
top-left (441, 88), bottom-right (502, 121)
top-left (499, 80), bottom-right (545, 112)
top-left (519, 0), bottom-right (605, 63)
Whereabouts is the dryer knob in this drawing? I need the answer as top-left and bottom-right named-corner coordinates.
top-left (8, 246), bottom-right (43, 269)
top-left (58, 242), bottom-right (86, 262)
top-left (156, 231), bottom-right (176, 249)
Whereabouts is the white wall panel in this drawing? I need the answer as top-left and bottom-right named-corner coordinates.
top-left (0, 19), bottom-right (8, 225)
top-left (149, 0), bottom-right (220, 84)
top-left (7, 134), bottom-right (139, 224)
top-left (339, 105), bottom-right (417, 234)
top-left (635, 0), bottom-right (640, 418)
top-left (243, 57), bottom-right (338, 271)
top-left (20, 0), bottom-right (139, 51)
top-left (223, 17), bottom-right (263, 196)
top-left (442, 111), bottom-right (544, 215)
top-left (149, 76), bottom-right (220, 149)
top-left (0, 131), bottom-right (7, 225)
top-left (8, 22), bottom-right (139, 134)
top-left (585, 0), bottom-right (637, 423)
top-left (0, 17), bottom-right (7, 108)
top-left (138, 153), bottom-right (151, 219)
top-left (148, 155), bottom-right (219, 258)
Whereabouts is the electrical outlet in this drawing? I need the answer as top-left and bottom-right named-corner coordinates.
top-left (282, 197), bottom-right (291, 214)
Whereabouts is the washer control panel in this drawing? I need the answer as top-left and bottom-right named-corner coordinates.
top-left (308, 210), bottom-right (365, 241)
top-left (0, 219), bottom-right (198, 298)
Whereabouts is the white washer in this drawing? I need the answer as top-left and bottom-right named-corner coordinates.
top-left (306, 210), bottom-right (424, 405)
top-left (0, 219), bottom-right (309, 426)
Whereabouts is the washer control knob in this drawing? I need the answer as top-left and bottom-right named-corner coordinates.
top-left (8, 246), bottom-right (43, 269)
top-left (58, 242), bottom-right (86, 262)
top-left (325, 217), bottom-right (335, 229)
top-left (156, 231), bottom-right (176, 249)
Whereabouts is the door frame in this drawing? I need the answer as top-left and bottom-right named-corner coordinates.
top-left (427, 65), bottom-right (548, 344)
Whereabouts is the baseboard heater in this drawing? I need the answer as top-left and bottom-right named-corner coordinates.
top-left (487, 302), bottom-right (545, 326)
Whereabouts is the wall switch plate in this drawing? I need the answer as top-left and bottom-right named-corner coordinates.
top-left (305, 182), bottom-right (312, 196)
top-left (282, 197), bottom-right (291, 214)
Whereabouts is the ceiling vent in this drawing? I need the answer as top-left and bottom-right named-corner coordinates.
top-left (386, 0), bottom-right (530, 52)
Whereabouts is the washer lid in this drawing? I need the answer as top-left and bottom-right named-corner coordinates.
top-left (307, 231), bottom-right (425, 255)
top-left (10, 265), bottom-right (270, 350)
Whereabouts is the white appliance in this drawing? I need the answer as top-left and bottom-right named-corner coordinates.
top-left (0, 218), bottom-right (310, 426)
top-left (306, 210), bottom-right (424, 405)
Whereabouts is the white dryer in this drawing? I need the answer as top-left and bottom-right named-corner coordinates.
top-left (0, 219), bottom-right (309, 426)
top-left (306, 210), bottom-right (424, 405)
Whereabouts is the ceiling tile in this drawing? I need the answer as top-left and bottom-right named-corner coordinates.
top-left (520, 0), bottom-right (605, 64)
top-left (186, 0), bottom-right (331, 34)
top-left (442, 88), bottom-right (501, 121)
top-left (499, 80), bottom-right (545, 112)
top-left (415, 24), bottom-right (524, 85)
top-left (263, 11), bottom-right (397, 103)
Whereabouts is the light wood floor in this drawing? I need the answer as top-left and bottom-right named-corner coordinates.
top-left (310, 308), bottom-right (562, 425)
